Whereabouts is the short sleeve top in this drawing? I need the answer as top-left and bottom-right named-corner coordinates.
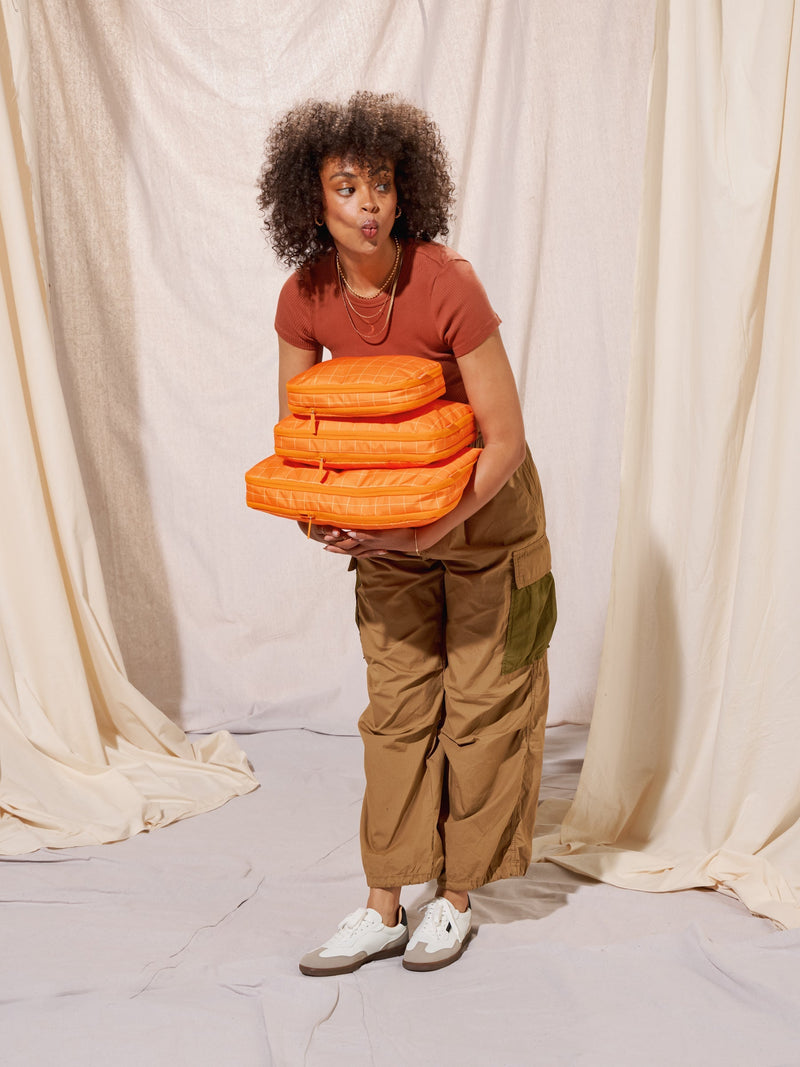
top-left (275, 240), bottom-right (501, 403)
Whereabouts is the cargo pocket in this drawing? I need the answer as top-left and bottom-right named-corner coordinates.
top-left (349, 557), bottom-right (361, 630)
top-left (501, 546), bottom-right (557, 674)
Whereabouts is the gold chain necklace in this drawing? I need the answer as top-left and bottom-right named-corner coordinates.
top-left (336, 245), bottom-right (403, 344)
top-left (337, 237), bottom-right (401, 299)
top-left (339, 286), bottom-right (391, 324)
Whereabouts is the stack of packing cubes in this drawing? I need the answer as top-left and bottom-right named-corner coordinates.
top-left (245, 355), bottom-right (480, 529)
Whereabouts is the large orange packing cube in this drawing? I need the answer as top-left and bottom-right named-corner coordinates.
top-left (245, 447), bottom-right (481, 528)
top-left (274, 400), bottom-right (476, 469)
top-left (287, 354), bottom-right (446, 416)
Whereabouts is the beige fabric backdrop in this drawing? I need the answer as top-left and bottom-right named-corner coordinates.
top-left (24, 0), bottom-right (655, 733)
top-left (535, 0), bottom-right (800, 930)
top-left (1, 2), bottom-right (257, 855)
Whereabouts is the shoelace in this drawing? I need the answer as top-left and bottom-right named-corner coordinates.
top-left (331, 908), bottom-right (374, 943)
top-left (416, 899), bottom-right (455, 940)
top-left (339, 908), bottom-right (368, 929)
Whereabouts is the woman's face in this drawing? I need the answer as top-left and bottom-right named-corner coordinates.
top-left (319, 157), bottom-right (397, 261)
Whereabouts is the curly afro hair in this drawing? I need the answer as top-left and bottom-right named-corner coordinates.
top-left (257, 91), bottom-right (455, 269)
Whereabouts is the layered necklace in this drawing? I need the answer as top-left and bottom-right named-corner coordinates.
top-left (336, 237), bottom-right (403, 344)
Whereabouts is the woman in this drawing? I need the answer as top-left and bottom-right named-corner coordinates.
top-left (258, 91), bottom-right (555, 974)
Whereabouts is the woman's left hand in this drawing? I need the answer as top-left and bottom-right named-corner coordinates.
top-left (321, 526), bottom-right (418, 557)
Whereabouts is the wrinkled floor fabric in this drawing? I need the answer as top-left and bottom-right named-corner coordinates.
top-left (2, 725), bottom-right (799, 1067)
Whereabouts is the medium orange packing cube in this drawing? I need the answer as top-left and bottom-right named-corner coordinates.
top-left (245, 447), bottom-right (481, 529)
top-left (273, 400), bottom-right (476, 469)
top-left (286, 354), bottom-right (446, 416)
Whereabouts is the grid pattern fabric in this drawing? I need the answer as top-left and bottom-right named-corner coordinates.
top-left (273, 400), bottom-right (476, 469)
top-left (286, 355), bottom-right (446, 416)
top-left (249, 356), bottom-right (479, 527)
top-left (246, 448), bottom-right (480, 528)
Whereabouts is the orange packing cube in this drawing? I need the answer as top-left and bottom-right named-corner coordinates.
top-left (273, 400), bottom-right (477, 469)
top-left (245, 447), bottom-right (481, 529)
top-left (286, 355), bottom-right (446, 416)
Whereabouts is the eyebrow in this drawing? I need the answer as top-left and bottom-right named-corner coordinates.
top-left (326, 169), bottom-right (392, 182)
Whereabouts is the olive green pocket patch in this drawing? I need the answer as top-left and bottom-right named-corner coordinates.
top-left (502, 564), bottom-right (556, 674)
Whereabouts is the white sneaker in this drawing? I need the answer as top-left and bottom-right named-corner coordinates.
top-left (299, 906), bottom-right (408, 976)
top-left (402, 897), bottom-right (472, 971)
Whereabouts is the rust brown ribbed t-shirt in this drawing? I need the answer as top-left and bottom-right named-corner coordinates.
top-left (274, 240), bottom-right (501, 404)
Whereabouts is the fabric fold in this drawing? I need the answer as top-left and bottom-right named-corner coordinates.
top-left (534, 0), bottom-right (800, 929)
top-left (0, 1), bottom-right (257, 857)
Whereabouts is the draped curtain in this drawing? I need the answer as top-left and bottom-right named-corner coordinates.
top-left (535, 0), bottom-right (800, 930)
top-left (20, 0), bottom-right (655, 734)
top-left (4, 0), bottom-right (797, 928)
top-left (0, 2), bottom-right (257, 855)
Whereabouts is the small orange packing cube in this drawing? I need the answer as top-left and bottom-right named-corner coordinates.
top-left (245, 447), bottom-right (481, 529)
top-left (273, 400), bottom-right (476, 469)
top-left (286, 354), bottom-right (446, 416)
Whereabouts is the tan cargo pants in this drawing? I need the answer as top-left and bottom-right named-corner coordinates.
top-left (353, 448), bottom-right (556, 892)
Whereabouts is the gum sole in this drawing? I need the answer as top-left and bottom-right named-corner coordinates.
top-left (299, 940), bottom-right (407, 977)
top-left (402, 938), bottom-right (468, 972)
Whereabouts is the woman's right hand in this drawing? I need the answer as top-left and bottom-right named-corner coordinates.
top-left (295, 521), bottom-right (391, 558)
top-left (296, 520), bottom-right (337, 544)
top-left (296, 521), bottom-right (359, 549)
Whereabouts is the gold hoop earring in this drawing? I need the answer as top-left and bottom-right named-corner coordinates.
top-left (395, 206), bottom-right (402, 219)
top-left (314, 217), bottom-right (324, 227)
